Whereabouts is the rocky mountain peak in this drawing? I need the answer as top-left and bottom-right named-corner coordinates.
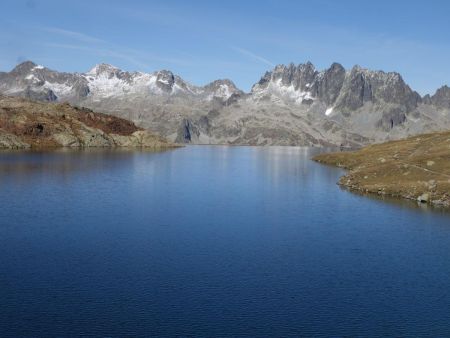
top-left (202, 79), bottom-right (244, 103)
top-left (329, 62), bottom-right (345, 71)
top-left (250, 61), bottom-right (423, 125)
top-left (87, 63), bottom-right (121, 77)
top-left (332, 65), bottom-right (421, 114)
top-left (1, 59), bottom-right (450, 148)
top-left (252, 61), bottom-right (319, 96)
top-left (204, 79), bottom-right (239, 93)
top-left (314, 62), bottom-right (346, 105)
top-left (299, 61), bottom-right (315, 72)
top-left (430, 85), bottom-right (450, 109)
top-left (155, 70), bottom-right (175, 92)
top-left (11, 61), bottom-right (42, 75)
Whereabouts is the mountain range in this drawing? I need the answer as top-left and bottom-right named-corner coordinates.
top-left (1, 60), bottom-right (450, 146)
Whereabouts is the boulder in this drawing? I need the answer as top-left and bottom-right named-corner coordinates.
top-left (417, 193), bottom-right (430, 203)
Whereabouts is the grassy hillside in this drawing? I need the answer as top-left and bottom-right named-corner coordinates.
top-left (313, 131), bottom-right (450, 208)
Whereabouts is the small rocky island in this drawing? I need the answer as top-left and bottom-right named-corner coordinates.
top-left (313, 132), bottom-right (450, 208)
top-left (0, 96), bottom-right (177, 149)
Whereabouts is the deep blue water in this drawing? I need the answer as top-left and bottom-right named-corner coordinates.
top-left (1, 146), bottom-right (450, 337)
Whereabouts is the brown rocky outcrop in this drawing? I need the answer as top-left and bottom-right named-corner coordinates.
top-left (0, 96), bottom-right (178, 149)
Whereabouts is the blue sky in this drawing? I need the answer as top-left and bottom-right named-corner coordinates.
top-left (1, 0), bottom-right (450, 94)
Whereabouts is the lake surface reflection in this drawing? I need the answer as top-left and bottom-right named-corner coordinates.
top-left (1, 146), bottom-right (450, 336)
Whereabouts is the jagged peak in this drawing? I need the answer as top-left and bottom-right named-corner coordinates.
top-left (268, 62), bottom-right (372, 76)
top-left (273, 64), bottom-right (288, 71)
top-left (350, 64), bottom-right (363, 72)
top-left (300, 61), bottom-right (315, 69)
top-left (435, 84), bottom-right (450, 92)
top-left (272, 61), bottom-right (316, 71)
top-left (429, 85), bottom-right (450, 108)
top-left (349, 65), bottom-right (401, 77)
top-left (432, 85), bottom-right (450, 98)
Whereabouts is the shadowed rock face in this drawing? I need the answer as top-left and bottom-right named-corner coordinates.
top-left (315, 62), bottom-right (346, 106)
top-left (0, 61), bottom-right (449, 147)
top-left (334, 67), bottom-right (375, 112)
top-left (376, 108), bottom-right (407, 131)
top-left (332, 66), bottom-right (421, 113)
top-left (24, 88), bottom-right (58, 102)
top-left (175, 119), bottom-right (201, 143)
top-left (252, 62), bottom-right (421, 112)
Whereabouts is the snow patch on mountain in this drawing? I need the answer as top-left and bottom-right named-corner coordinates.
top-left (252, 78), bottom-right (315, 104)
top-left (84, 75), bottom-right (128, 97)
top-left (44, 81), bottom-right (73, 97)
top-left (206, 84), bottom-right (234, 100)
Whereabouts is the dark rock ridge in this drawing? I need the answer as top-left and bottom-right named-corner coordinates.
top-left (252, 62), bottom-right (421, 112)
top-left (0, 60), bottom-right (449, 146)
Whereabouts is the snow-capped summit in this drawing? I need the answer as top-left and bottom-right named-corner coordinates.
top-left (203, 79), bottom-right (243, 101)
top-left (1, 60), bottom-right (450, 147)
top-left (86, 63), bottom-right (121, 77)
top-left (0, 61), bottom-right (244, 103)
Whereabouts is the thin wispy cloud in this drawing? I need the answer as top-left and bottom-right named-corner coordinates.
top-left (231, 46), bottom-right (274, 67)
top-left (43, 41), bottom-right (192, 70)
top-left (43, 27), bottom-right (105, 44)
top-left (42, 26), bottom-right (192, 69)
top-left (43, 42), bottom-right (151, 69)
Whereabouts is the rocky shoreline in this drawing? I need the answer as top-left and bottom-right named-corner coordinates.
top-left (0, 96), bottom-right (179, 150)
top-left (313, 131), bottom-right (450, 208)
